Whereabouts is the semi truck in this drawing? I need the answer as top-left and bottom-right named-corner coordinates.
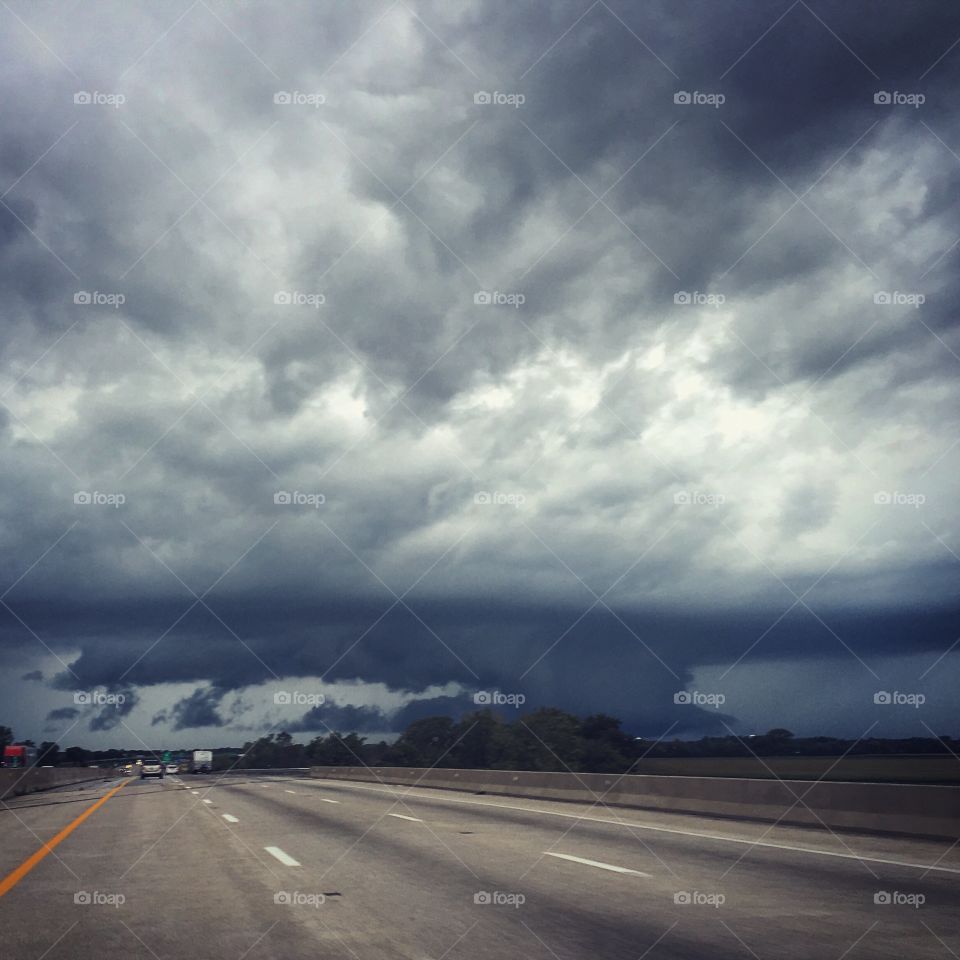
top-left (2, 744), bottom-right (38, 768)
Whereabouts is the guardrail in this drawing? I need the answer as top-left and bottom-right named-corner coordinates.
top-left (0, 768), bottom-right (120, 801)
top-left (308, 766), bottom-right (960, 839)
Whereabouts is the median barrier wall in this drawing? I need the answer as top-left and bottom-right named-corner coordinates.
top-left (309, 766), bottom-right (960, 839)
top-left (0, 768), bottom-right (119, 801)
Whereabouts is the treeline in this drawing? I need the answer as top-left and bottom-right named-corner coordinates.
top-left (4, 713), bottom-right (956, 772)
top-left (234, 709), bottom-right (958, 773)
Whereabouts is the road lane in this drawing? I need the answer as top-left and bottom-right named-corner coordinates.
top-left (199, 774), bottom-right (960, 959)
top-left (0, 773), bottom-right (957, 959)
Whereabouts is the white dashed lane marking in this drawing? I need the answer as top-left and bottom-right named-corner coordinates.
top-left (265, 846), bottom-right (301, 866)
top-left (544, 853), bottom-right (651, 877)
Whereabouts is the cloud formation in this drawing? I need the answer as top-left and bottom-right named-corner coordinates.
top-left (0, 0), bottom-right (957, 746)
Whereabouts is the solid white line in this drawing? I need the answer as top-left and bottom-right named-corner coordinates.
top-left (320, 798), bottom-right (340, 803)
top-left (545, 852), bottom-right (651, 877)
top-left (387, 813), bottom-right (423, 822)
top-left (264, 846), bottom-right (301, 866)
top-left (309, 780), bottom-right (960, 876)
top-left (222, 814), bottom-right (239, 823)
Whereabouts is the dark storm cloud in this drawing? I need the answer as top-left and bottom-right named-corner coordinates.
top-left (21, 670), bottom-right (43, 681)
top-left (165, 687), bottom-right (228, 730)
top-left (1, 1), bottom-right (958, 744)
top-left (285, 703), bottom-right (388, 735)
top-left (88, 689), bottom-right (140, 732)
top-left (45, 706), bottom-right (79, 722)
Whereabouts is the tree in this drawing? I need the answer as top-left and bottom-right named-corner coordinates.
top-left (499, 708), bottom-right (583, 771)
top-left (0, 725), bottom-right (13, 751)
top-left (37, 741), bottom-right (60, 766)
top-left (387, 717), bottom-right (455, 767)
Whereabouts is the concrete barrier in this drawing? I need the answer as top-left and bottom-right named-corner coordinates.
top-left (309, 766), bottom-right (960, 839)
top-left (0, 768), bottom-right (119, 801)
top-left (624, 755), bottom-right (960, 784)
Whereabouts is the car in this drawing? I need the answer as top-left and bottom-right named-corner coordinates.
top-left (165, 763), bottom-right (179, 774)
top-left (140, 761), bottom-right (164, 780)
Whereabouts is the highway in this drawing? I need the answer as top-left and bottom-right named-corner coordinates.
top-left (1, 772), bottom-right (957, 959)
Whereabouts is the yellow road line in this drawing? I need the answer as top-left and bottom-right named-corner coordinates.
top-left (0, 779), bottom-right (129, 898)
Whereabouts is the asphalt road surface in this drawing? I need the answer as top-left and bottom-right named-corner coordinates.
top-left (1, 772), bottom-right (958, 959)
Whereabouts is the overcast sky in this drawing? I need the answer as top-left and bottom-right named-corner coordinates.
top-left (1, 0), bottom-right (957, 751)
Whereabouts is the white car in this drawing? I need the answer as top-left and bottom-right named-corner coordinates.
top-left (165, 763), bottom-right (179, 774)
top-left (140, 761), bottom-right (164, 780)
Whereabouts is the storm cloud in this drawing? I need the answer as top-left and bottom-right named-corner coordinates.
top-left (1, 0), bottom-right (957, 747)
